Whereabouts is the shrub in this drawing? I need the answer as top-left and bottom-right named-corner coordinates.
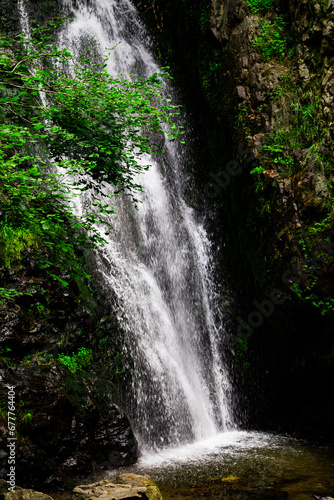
top-left (58, 347), bottom-right (93, 373)
top-left (253, 17), bottom-right (288, 61)
top-left (245, 0), bottom-right (274, 12)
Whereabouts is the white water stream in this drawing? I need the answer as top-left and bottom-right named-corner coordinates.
top-left (19, 0), bottom-right (235, 451)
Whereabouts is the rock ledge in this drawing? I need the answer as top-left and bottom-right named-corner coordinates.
top-left (70, 474), bottom-right (162, 500)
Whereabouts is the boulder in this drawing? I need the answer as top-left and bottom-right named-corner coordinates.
top-left (70, 475), bottom-right (163, 500)
top-left (2, 491), bottom-right (54, 500)
top-left (114, 475), bottom-right (163, 500)
top-left (0, 482), bottom-right (53, 500)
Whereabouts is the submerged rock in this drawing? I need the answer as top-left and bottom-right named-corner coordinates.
top-left (221, 476), bottom-right (240, 483)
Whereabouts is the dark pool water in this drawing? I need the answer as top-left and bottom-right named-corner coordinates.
top-left (103, 431), bottom-right (334, 500)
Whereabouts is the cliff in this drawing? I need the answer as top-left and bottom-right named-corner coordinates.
top-left (133, 0), bottom-right (334, 441)
top-left (0, 0), bottom-right (138, 488)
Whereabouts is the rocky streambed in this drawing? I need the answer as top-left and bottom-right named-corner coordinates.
top-left (0, 474), bottom-right (161, 500)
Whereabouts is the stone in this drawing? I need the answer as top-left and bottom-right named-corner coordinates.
top-left (298, 62), bottom-right (310, 81)
top-left (0, 481), bottom-right (15, 497)
top-left (70, 481), bottom-right (146, 500)
top-left (255, 91), bottom-right (265, 102)
top-left (115, 475), bottom-right (163, 500)
top-left (3, 492), bottom-right (54, 500)
top-left (0, 484), bottom-right (53, 500)
top-left (323, 22), bottom-right (333, 39)
top-left (70, 476), bottom-right (163, 500)
top-left (237, 86), bottom-right (246, 100)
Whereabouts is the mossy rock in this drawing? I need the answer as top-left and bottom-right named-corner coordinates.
top-left (115, 475), bottom-right (163, 500)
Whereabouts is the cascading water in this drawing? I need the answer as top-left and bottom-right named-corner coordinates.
top-left (15, 7), bottom-right (334, 498)
top-left (19, 0), bottom-right (235, 450)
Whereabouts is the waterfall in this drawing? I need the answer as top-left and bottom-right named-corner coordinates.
top-left (19, 0), bottom-right (235, 450)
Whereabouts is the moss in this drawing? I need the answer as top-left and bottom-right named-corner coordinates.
top-left (0, 228), bottom-right (40, 267)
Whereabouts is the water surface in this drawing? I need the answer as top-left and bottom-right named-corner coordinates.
top-left (104, 431), bottom-right (334, 500)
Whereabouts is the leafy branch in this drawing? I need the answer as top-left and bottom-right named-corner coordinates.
top-left (0, 20), bottom-right (183, 283)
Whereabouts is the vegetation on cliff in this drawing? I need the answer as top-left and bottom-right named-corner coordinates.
top-left (0, 19), bottom-right (182, 486)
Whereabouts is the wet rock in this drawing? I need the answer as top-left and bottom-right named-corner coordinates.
top-left (70, 476), bottom-right (162, 500)
top-left (0, 364), bottom-right (138, 489)
top-left (0, 243), bottom-right (138, 490)
top-left (2, 490), bottom-right (54, 500)
top-left (70, 481), bottom-right (146, 500)
top-left (115, 475), bottom-right (163, 500)
top-left (0, 481), bottom-right (53, 500)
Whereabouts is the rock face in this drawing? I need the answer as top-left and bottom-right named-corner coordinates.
top-left (0, 0), bottom-right (139, 490)
top-left (132, 0), bottom-right (334, 441)
top-left (0, 358), bottom-right (138, 489)
top-left (0, 175), bottom-right (137, 489)
top-left (70, 474), bottom-right (163, 500)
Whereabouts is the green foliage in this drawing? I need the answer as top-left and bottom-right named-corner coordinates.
top-left (0, 21), bottom-right (182, 282)
top-left (199, 3), bottom-right (211, 32)
top-left (0, 346), bottom-right (12, 365)
top-left (307, 215), bottom-right (332, 237)
top-left (0, 226), bottom-right (40, 267)
top-left (28, 301), bottom-right (50, 318)
top-left (245, 0), bottom-right (274, 12)
top-left (58, 347), bottom-right (93, 373)
top-left (262, 139), bottom-right (295, 174)
top-left (258, 81), bottom-right (323, 177)
top-left (20, 411), bottom-right (33, 426)
top-left (97, 336), bottom-right (122, 375)
top-left (292, 278), bottom-right (334, 315)
top-left (253, 17), bottom-right (288, 61)
top-left (98, 337), bottom-right (108, 348)
top-left (0, 287), bottom-right (32, 303)
top-left (250, 165), bottom-right (265, 191)
top-left (289, 97), bottom-right (321, 144)
top-left (308, 296), bottom-right (334, 314)
top-left (20, 351), bottom-right (54, 366)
